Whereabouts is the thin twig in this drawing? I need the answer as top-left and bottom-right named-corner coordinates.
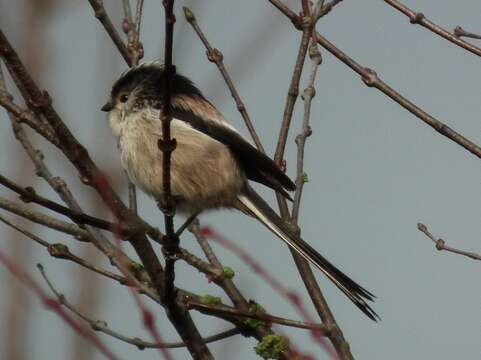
top-left (0, 58), bottom-right (160, 302)
top-left (454, 26), bottom-right (481, 40)
top-left (0, 254), bottom-right (119, 360)
top-left (158, 0), bottom-right (179, 300)
top-left (178, 248), bottom-right (224, 280)
top-left (201, 227), bottom-right (334, 356)
top-left (264, 3), bottom-right (359, 358)
top-left (134, 0), bottom-right (145, 45)
top-left (87, 0), bottom-right (132, 65)
top-left (0, 214), bottom-right (49, 246)
top-left (1, 28), bottom-right (169, 317)
top-left (273, 12), bottom-right (312, 167)
top-left (189, 222), bottom-right (292, 360)
top-left (183, 7), bottom-right (265, 152)
top-left (187, 301), bottom-right (330, 333)
top-left (0, 173), bottom-right (119, 233)
top-left (384, 0), bottom-right (481, 58)
top-left (41, 266), bottom-right (240, 349)
top-left (314, 32), bottom-right (481, 160)
top-left (0, 214), bottom-right (128, 284)
top-left (267, 0), bottom-right (301, 28)
top-left (0, 196), bottom-right (89, 239)
top-left (417, 223), bottom-right (481, 261)
top-left (175, 211), bottom-right (199, 237)
top-left (291, 42), bottom-right (322, 223)
top-left (157, 2), bottom-right (213, 358)
top-left (0, 93), bottom-right (58, 144)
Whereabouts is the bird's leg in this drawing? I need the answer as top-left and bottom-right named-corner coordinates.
top-left (176, 210), bottom-right (201, 237)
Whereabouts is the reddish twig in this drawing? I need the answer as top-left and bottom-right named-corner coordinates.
top-left (0, 256), bottom-right (118, 360)
top-left (384, 0), bottom-right (481, 58)
top-left (42, 266), bottom-right (239, 350)
top-left (200, 227), bottom-right (334, 357)
top-left (417, 223), bottom-right (481, 261)
top-left (189, 222), bottom-right (293, 360)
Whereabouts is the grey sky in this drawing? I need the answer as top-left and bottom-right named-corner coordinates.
top-left (1, 1), bottom-right (481, 359)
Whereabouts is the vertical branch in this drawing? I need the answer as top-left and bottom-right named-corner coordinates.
top-left (273, 16), bottom-right (312, 167)
top-left (158, 0), bottom-right (178, 301)
top-left (134, 0), bottom-right (145, 44)
top-left (121, 0), bottom-right (146, 214)
top-left (290, 41), bottom-right (354, 360)
top-left (157, 2), bottom-right (214, 359)
top-left (291, 43), bottom-right (321, 222)
top-left (267, 2), bottom-right (356, 359)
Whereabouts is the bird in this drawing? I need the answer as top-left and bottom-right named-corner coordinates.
top-left (101, 61), bottom-right (378, 320)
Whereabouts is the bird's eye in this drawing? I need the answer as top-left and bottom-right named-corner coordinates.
top-left (119, 94), bottom-right (129, 103)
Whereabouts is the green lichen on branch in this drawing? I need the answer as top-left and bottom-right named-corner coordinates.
top-left (244, 302), bottom-right (266, 330)
top-left (254, 334), bottom-right (289, 359)
top-left (199, 294), bottom-right (221, 305)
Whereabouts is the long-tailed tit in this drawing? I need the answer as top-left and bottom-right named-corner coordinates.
top-left (102, 62), bottom-right (378, 320)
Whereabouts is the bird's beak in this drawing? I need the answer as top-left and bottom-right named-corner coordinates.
top-left (101, 101), bottom-right (113, 112)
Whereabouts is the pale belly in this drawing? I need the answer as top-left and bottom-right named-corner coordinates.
top-left (118, 118), bottom-right (246, 214)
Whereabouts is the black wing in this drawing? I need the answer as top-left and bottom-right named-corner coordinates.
top-left (172, 106), bottom-right (296, 198)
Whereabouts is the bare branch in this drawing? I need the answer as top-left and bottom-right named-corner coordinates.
top-left (417, 223), bottom-right (481, 261)
top-left (454, 26), bottom-right (481, 40)
top-left (158, 0), bottom-right (179, 299)
top-left (384, 0), bottom-right (481, 58)
top-left (134, 0), bottom-right (145, 46)
top-left (183, 7), bottom-right (265, 152)
top-left (0, 173), bottom-right (119, 232)
top-left (189, 222), bottom-right (293, 360)
top-left (267, 0), bottom-right (301, 28)
top-left (0, 254), bottom-right (119, 360)
top-left (0, 196), bottom-right (88, 239)
top-left (291, 42), bottom-right (321, 223)
top-left (187, 300), bottom-right (330, 333)
top-left (273, 13), bottom-right (312, 167)
top-left (39, 264), bottom-right (236, 350)
top-left (314, 32), bottom-right (481, 160)
top-left (87, 0), bottom-right (132, 65)
top-left (0, 90), bottom-right (58, 144)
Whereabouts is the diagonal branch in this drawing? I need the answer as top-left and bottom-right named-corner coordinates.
top-left (314, 32), bottom-right (481, 159)
top-left (183, 7), bottom-right (265, 152)
top-left (39, 264), bottom-right (239, 350)
top-left (418, 223), bottom-right (481, 261)
top-left (187, 300), bottom-right (330, 333)
top-left (0, 254), bottom-right (119, 360)
top-left (189, 221), bottom-right (293, 360)
top-left (87, 0), bottom-right (132, 65)
top-left (0, 173), bottom-right (119, 232)
top-left (384, 0), bottom-right (481, 58)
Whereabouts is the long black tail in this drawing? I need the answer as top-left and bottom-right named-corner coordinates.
top-left (237, 187), bottom-right (379, 321)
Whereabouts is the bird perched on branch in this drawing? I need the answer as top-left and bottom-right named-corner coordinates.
top-left (102, 62), bottom-right (378, 320)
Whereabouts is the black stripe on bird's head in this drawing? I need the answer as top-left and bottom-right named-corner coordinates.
top-left (102, 61), bottom-right (206, 112)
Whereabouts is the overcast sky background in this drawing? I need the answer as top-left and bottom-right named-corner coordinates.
top-left (1, 1), bottom-right (481, 359)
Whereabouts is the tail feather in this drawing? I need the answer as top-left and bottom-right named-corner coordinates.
top-left (238, 187), bottom-right (379, 321)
